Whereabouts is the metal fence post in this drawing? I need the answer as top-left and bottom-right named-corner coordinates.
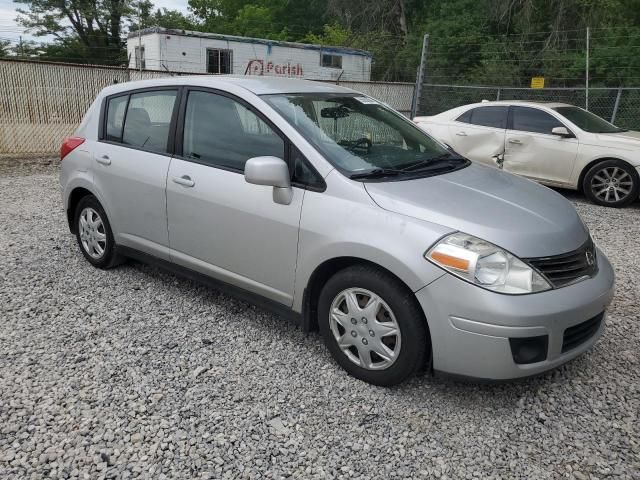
top-left (496, 88), bottom-right (501, 101)
top-left (410, 34), bottom-right (429, 118)
top-left (611, 88), bottom-right (622, 123)
top-left (585, 26), bottom-right (590, 111)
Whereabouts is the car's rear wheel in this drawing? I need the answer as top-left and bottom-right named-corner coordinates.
top-left (74, 195), bottom-right (120, 268)
top-left (318, 264), bottom-right (429, 386)
top-left (583, 159), bottom-right (638, 207)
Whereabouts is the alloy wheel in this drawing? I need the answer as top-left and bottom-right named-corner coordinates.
top-left (590, 166), bottom-right (634, 204)
top-left (329, 288), bottom-right (402, 370)
top-left (79, 207), bottom-right (107, 259)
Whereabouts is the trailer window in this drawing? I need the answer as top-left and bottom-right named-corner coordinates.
top-left (134, 46), bottom-right (145, 69)
top-left (321, 54), bottom-right (342, 69)
top-left (207, 49), bottom-right (232, 74)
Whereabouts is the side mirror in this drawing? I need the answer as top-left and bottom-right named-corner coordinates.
top-left (551, 126), bottom-right (572, 138)
top-left (244, 156), bottom-right (293, 205)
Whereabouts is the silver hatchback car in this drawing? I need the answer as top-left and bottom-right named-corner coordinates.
top-left (60, 77), bottom-right (615, 386)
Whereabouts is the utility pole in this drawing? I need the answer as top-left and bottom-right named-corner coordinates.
top-left (585, 27), bottom-right (590, 111)
top-left (138, 3), bottom-right (143, 73)
top-left (411, 34), bottom-right (429, 119)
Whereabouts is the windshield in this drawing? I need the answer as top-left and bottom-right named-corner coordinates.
top-left (554, 106), bottom-right (626, 133)
top-left (262, 93), bottom-right (465, 179)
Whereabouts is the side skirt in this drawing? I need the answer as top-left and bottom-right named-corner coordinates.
top-left (115, 245), bottom-right (304, 327)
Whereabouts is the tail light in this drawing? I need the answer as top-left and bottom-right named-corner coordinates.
top-left (60, 137), bottom-right (85, 160)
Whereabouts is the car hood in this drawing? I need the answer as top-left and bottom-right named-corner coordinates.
top-left (364, 164), bottom-right (589, 258)
top-left (590, 130), bottom-right (640, 149)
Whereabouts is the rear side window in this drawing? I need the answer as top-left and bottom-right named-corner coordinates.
top-left (121, 90), bottom-right (178, 153)
top-left (182, 91), bottom-right (284, 171)
top-left (105, 95), bottom-right (128, 142)
top-left (510, 106), bottom-right (564, 134)
top-left (456, 109), bottom-right (472, 123)
top-left (464, 106), bottom-right (508, 129)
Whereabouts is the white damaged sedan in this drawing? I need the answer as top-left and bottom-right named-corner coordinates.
top-left (414, 101), bottom-right (640, 207)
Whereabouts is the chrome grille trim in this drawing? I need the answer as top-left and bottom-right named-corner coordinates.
top-left (525, 238), bottom-right (598, 288)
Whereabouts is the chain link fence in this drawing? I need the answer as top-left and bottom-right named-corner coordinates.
top-left (331, 80), bottom-right (415, 117)
top-left (0, 59), bottom-right (415, 154)
top-left (5, 57), bottom-right (635, 154)
top-left (417, 84), bottom-right (640, 129)
top-left (0, 59), bottom-right (194, 154)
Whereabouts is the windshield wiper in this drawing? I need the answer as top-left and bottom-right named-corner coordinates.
top-left (400, 153), bottom-right (466, 172)
top-left (349, 168), bottom-right (403, 179)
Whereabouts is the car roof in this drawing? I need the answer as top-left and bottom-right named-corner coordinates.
top-left (100, 75), bottom-right (355, 97)
top-left (463, 100), bottom-right (573, 109)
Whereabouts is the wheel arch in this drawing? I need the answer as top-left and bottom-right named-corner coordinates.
top-left (301, 256), bottom-right (428, 334)
top-left (66, 186), bottom-right (96, 233)
top-left (577, 156), bottom-right (637, 192)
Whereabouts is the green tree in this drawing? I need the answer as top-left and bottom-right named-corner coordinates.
top-left (12, 0), bottom-right (640, 85)
top-left (187, 0), bottom-right (328, 40)
top-left (152, 8), bottom-right (197, 30)
top-left (231, 5), bottom-right (286, 39)
top-left (129, 1), bottom-right (197, 31)
top-left (0, 40), bottom-right (11, 57)
top-left (15, 0), bottom-right (130, 63)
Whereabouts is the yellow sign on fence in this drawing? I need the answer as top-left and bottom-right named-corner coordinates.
top-left (531, 77), bottom-right (545, 89)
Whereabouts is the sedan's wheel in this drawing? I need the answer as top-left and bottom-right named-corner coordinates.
top-left (318, 265), bottom-right (429, 386)
top-left (74, 195), bottom-right (120, 269)
top-left (584, 160), bottom-right (638, 207)
top-left (329, 288), bottom-right (402, 370)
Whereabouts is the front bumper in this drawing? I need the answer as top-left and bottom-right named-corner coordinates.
top-left (416, 247), bottom-right (615, 380)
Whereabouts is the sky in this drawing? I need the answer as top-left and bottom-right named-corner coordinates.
top-left (0, 0), bottom-right (189, 45)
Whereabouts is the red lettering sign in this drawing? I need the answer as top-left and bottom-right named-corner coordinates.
top-left (245, 59), bottom-right (303, 77)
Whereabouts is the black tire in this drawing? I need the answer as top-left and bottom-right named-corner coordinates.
top-left (74, 195), bottom-right (121, 269)
top-left (583, 159), bottom-right (638, 207)
top-left (318, 264), bottom-right (429, 387)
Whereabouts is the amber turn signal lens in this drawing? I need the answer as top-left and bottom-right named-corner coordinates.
top-left (429, 251), bottom-right (470, 272)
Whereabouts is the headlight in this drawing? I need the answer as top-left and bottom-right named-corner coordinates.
top-left (426, 232), bottom-right (551, 294)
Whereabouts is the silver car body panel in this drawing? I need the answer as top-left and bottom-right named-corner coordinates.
top-left (166, 158), bottom-right (304, 305)
top-left (60, 76), bottom-right (616, 380)
top-left (92, 143), bottom-right (173, 261)
top-left (292, 170), bottom-right (451, 312)
top-left (364, 162), bottom-right (589, 258)
top-left (418, 249), bottom-right (614, 379)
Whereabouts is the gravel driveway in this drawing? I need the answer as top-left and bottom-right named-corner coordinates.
top-left (1, 157), bottom-right (638, 479)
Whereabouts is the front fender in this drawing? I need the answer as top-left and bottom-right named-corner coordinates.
top-left (292, 180), bottom-right (451, 313)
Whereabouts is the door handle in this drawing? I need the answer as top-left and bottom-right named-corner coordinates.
top-left (172, 175), bottom-right (195, 187)
top-left (96, 155), bottom-right (111, 165)
top-left (455, 131), bottom-right (468, 136)
top-left (508, 138), bottom-right (522, 145)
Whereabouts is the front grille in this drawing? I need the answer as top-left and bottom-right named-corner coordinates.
top-left (525, 238), bottom-right (597, 288)
top-left (562, 312), bottom-right (604, 353)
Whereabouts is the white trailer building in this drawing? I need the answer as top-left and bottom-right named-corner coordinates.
top-left (127, 27), bottom-right (372, 81)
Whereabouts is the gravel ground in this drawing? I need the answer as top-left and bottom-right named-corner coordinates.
top-left (0, 157), bottom-right (638, 479)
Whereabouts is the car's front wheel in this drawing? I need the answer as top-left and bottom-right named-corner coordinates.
top-left (583, 159), bottom-right (639, 207)
top-left (318, 264), bottom-right (429, 386)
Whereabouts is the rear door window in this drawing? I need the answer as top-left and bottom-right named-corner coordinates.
top-left (121, 90), bottom-right (178, 153)
top-left (105, 95), bottom-right (129, 142)
top-left (510, 106), bottom-right (564, 134)
top-left (466, 106), bottom-right (508, 129)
